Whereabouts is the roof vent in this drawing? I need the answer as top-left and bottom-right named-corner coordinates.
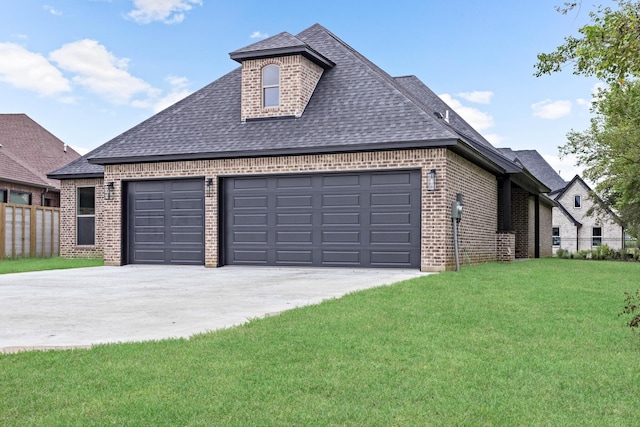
top-left (63, 143), bottom-right (67, 153)
top-left (433, 111), bottom-right (443, 119)
top-left (445, 110), bottom-right (450, 123)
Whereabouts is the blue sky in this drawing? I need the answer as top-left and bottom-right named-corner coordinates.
top-left (0, 1), bottom-right (613, 179)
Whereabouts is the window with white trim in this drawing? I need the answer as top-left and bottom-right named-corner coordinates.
top-left (77, 187), bottom-right (95, 245)
top-left (552, 227), bottom-right (560, 246)
top-left (262, 65), bottom-right (280, 108)
top-left (574, 195), bottom-right (581, 208)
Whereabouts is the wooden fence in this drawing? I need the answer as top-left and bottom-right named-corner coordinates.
top-left (0, 203), bottom-right (60, 259)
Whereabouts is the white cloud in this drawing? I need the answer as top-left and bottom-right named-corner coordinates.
top-left (439, 93), bottom-right (495, 131)
top-left (576, 98), bottom-right (591, 108)
top-left (49, 39), bottom-right (159, 106)
top-left (151, 75), bottom-right (192, 112)
top-left (44, 5), bottom-right (63, 15)
top-left (456, 90), bottom-right (493, 104)
top-left (128, 0), bottom-right (202, 24)
top-left (0, 42), bottom-right (71, 96)
top-left (250, 31), bottom-right (269, 39)
top-left (542, 153), bottom-right (583, 181)
top-left (531, 99), bottom-right (572, 119)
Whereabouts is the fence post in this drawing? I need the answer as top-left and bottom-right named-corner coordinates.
top-left (31, 206), bottom-right (37, 257)
top-left (0, 203), bottom-right (5, 259)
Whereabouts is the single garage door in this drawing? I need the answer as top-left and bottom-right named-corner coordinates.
top-left (127, 179), bottom-right (204, 265)
top-left (223, 170), bottom-right (421, 268)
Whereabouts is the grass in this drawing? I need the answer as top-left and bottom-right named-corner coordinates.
top-left (1, 259), bottom-right (639, 425)
top-left (0, 256), bottom-right (103, 274)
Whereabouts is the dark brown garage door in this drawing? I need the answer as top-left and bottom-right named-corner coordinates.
top-left (223, 170), bottom-right (421, 268)
top-left (127, 179), bottom-right (204, 265)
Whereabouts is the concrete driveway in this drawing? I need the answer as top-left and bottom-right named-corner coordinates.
top-left (0, 265), bottom-right (428, 353)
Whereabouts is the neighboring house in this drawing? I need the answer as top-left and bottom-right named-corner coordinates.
top-left (49, 24), bottom-right (552, 271)
top-left (499, 148), bottom-right (624, 253)
top-left (0, 114), bottom-right (81, 207)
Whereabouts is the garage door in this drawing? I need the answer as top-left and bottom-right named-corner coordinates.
top-left (223, 170), bottom-right (421, 268)
top-left (127, 179), bottom-right (204, 265)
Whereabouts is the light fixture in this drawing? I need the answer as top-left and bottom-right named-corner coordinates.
top-left (104, 182), bottom-right (114, 200)
top-left (427, 169), bottom-right (437, 191)
top-left (206, 178), bottom-right (214, 197)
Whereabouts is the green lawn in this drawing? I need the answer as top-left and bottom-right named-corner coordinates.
top-left (1, 259), bottom-right (638, 426)
top-left (0, 257), bottom-right (103, 274)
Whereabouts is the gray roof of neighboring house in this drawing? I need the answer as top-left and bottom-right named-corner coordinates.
top-left (498, 148), bottom-right (567, 192)
top-left (50, 24), bottom-right (528, 181)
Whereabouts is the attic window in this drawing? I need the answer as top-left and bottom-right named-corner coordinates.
top-left (262, 65), bottom-right (280, 108)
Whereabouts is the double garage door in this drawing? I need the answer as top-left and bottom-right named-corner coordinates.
top-left (127, 170), bottom-right (421, 268)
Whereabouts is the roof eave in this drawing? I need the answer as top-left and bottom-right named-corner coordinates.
top-left (47, 172), bottom-right (104, 180)
top-left (87, 139), bottom-right (460, 165)
top-left (230, 46), bottom-right (335, 69)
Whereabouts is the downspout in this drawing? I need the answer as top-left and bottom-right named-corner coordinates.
top-left (576, 225), bottom-right (580, 252)
top-left (40, 187), bottom-right (49, 206)
top-left (534, 195), bottom-right (540, 258)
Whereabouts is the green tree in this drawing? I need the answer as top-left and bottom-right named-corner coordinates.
top-left (536, 1), bottom-right (640, 236)
top-left (535, 1), bottom-right (640, 84)
top-left (562, 81), bottom-right (640, 236)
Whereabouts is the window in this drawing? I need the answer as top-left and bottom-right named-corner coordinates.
top-left (552, 227), bottom-right (560, 246)
top-left (77, 187), bottom-right (95, 245)
top-left (9, 190), bottom-right (31, 205)
top-left (574, 195), bottom-right (581, 208)
top-left (262, 65), bottom-right (280, 108)
top-left (592, 227), bottom-right (602, 246)
top-left (0, 189), bottom-right (6, 203)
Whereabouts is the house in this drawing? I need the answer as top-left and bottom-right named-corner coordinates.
top-left (499, 148), bottom-right (624, 253)
top-left (0, 114), bottom-right (81, 207)
top-left (49, 24), bottom-right (552, 271)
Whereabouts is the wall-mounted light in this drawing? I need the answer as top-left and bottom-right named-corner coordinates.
top-left (206, 178), bottom-right (214, 197)
top-left (427, 169), bottom-right (437, 191)
top-left (104, 182), bottom-right (114, 200)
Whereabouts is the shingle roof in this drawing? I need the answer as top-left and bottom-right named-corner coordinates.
top-left (50, 24), bottom-right (524, 180)
top-left (498, 148), bottom-right (567, 192)
top-left (0, 114), bottom-right (81, 189)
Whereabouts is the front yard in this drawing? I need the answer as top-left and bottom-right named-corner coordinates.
top-left (1, 259), bottom-right (638, 425)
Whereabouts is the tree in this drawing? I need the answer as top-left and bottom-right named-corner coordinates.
top-left (535, 1), bottom-right (640, 236)
top-left (535, 1), bottom-right (640, 85)
top-left (562, 81), bottom-right (640, 236)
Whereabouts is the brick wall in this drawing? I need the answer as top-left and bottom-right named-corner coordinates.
top-left (496, 233), bottom-right (515, 262)
top-left (445, 151), bottom-right (498, 269)
top-left (59, 178), bottom-right (104, 258)
top-left (240, 55), bottom-right (324, 120)
top-left (0, 180), bottom-right (60, 207)
top-left (60, 148), bottom-right (502, 271)
top-left (511, 186), bottom-right (530, 259)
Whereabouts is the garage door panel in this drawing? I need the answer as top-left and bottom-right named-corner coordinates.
top-left (276, 250), bottom-right (313, 264)
top-left (234, 196), bottom-right (267, 209)
top-left (371, 231), bottom-right (412, 244)
top-left (233, 178), bottom-right (268, 190)
top-left (224, 170), bottom-right (420, 268)
top-left (322, 212), bottom-right (360, 225)
top-left (128, 179), bottom-right (204, 265)
top-left (277, 213), bottom-right (312, 225)
top-left (277, 195), bottom-right (312, 208)
top-left (322, 250), bottom-right (360, 264)
top-left (371, 193), bottom-right (412, 207)
top-left (371, 212), bottom-right (412, 225)
top-left (235, 214), bottom-right (268, 226)
top-left (323, 174), bottom-right (359, 187)
top-left (371, 251), bottom-right (412, 266)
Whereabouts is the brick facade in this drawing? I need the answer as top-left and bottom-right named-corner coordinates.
top-left (0, 180), bottom-right (60, 207)
top-left (59, 148), bottom-right (506, 271)
top-left (240, 55), bottom-right (324, 120)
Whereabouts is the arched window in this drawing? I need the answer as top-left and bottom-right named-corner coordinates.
top-left (262, 65), bottom-right (280, 108)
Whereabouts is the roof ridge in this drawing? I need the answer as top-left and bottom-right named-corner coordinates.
top-left (297, 25), bottom-right (459, 140)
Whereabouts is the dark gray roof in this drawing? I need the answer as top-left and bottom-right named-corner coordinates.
top-left (50, 24), bottom-right (527, 180)
top-left (499, 148), bottom-right (567, 192)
